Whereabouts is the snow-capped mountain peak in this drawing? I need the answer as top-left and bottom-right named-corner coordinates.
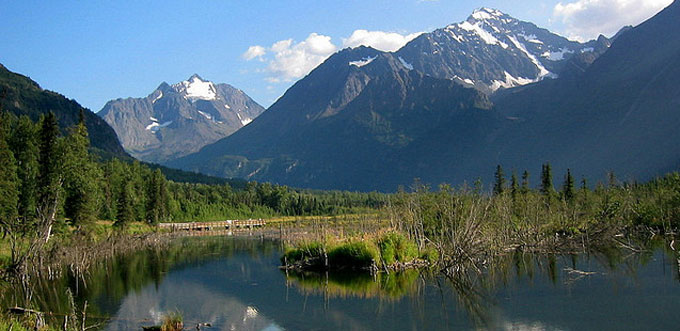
top-left (172, 74), bottom-right (217, 101)
top-left (470, 7), bottom-right (506, 21)
top-left (99, 75), bottom-right (266, 163)
top-left (396, 7), bottom-right (611, 93)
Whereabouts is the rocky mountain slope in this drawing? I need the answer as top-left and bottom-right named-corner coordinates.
top-left (491, 0), bottom-right (680, 183)
top-left (98, 75), bottom-right (264, 163)
top-left (168, 47), bottom-right (500, 190)
top-left (396, 8), bottom-right (611, 93)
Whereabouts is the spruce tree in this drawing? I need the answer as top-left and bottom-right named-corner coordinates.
top-left (0, 113), bottom-right (19, 227)
top-left (562, 169), bottom-right (575, 202)
top-left (37, 112), bottom-right (61, 204)
top-left (581, 177), bottom-right (589, 200)
top-left (608, 171), bottom-right (618, 188)
top-left (146, 169), bottom-right (169, 225)
top-left (521, 170), bottom-right (530, 194)
top-left (540, 163), bottom-right (555, 196)
top-left (511, 171), bottom-right (519, 199)
top-left (115, 182), bottom-right (134, 228)
top-left (35, 111), bottom-right (63, 244)
top-left (9, 116), bottom-right (39, 222)
top-left (158, 172), bottom-right (169, 220)
top-left (62, 118), bottom-right (100, 229)
top-left (493, 165), bottom-right (506, 195)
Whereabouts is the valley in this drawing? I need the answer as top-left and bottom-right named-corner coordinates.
top-left (1, 1), bottom-right (679, 330)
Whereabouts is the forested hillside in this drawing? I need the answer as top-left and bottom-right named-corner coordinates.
top-left (0, 64), bottom-right (127, 158)
top-left (0, 111), bottom-right (385, 236)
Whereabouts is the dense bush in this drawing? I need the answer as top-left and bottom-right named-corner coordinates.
top-left (378, 232), bottom-right (418, 265)
top-left (283, 233), bottom-right (428, 271)
top-left (328, 241), bottom-right (380, 270)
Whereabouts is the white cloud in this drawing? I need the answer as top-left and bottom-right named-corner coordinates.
top-left (243, 33), bottom-right (337, 83)
top-left (242, 45), bottom-right (266, 60)
top-left (342, 30), bottom-right (423, 52)
top-left (243, 29), bottom-right (421, 83)
top-left (553, 0), bottom-right (672, 41)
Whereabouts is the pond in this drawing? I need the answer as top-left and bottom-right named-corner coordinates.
top-left (5, 235), bottom-right (680, 330)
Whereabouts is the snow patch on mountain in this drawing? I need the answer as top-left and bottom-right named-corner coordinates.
top-left (518, 33), bottom-right (543, 44)
top-left (197, 110), bottom-right (213, 120)
top-left (454, 75), bottom-right (475, 85)
top-left (542, 48), bottom-right (574, 61)
top-left (471, 10), bottom-right (494, 20)
top-left (173, 75), bottom-right (217, 101)
top-left (399, 57), bottom-right (414, 70)
top-left (146, 120), bottom-right (172, 132)
top-left (236, 113), bottom-right (252, 126)
top-left (507, 35), bottom-right (553, 79)
top-left (152, 91), bottom-right (163, 103)
top-left (490, 72), bottom-right (534, 91)
top-left (458, 21), bottom-right (508, 49)
top-left (445, 28), bottom-right (464, 42)
top-left (349, 56), bottom-right (377, 67)
top-left (471, 7), bottom-right (504, 20)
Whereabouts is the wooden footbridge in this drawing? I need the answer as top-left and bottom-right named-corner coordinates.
top-left (159, 219), bottom-right (266, 232)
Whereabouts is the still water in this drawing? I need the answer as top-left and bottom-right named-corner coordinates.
top-left (14, 236), bottom-right (680, 330)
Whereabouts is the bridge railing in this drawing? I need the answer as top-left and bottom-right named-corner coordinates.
top-left (158, 219), bottom-right (266, 232)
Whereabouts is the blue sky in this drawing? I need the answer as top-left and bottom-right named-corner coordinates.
top-left (0, 0), bottom-right (671, 111)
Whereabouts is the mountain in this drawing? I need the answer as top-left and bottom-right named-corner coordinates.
top-left (0, 63), bottom-right (128, 158)
top-left (491, 0), bottom-right (680, 183)
top-left (396, 8), bottom-right (611, 93)
top-left (169, 3), bottom-right (680, 190)
top-left (98, 75), bottom-right (264, 163)
top-left (168, 47), bottom-right (500, 190)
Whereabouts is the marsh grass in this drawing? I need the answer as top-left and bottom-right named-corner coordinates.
top-left (0, 315), bottom-right (30, 331)
top-left (388, 174), bottom-right (680, 276)
top-left (160, 311), bottom-right (183, 331)
top-left (327, 241), bottom-right (380, 270)
top-left (282, 230), bottom-right (434, 271)
top-left (378, 232), bottom-right (418, 265)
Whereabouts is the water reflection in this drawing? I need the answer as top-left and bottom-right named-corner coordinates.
top-left (283, 270), bottom-right (421, 300)
top-left (107, 279), bottom-right (283, 330)
top-left (1, 236), bottom-right (679, 330)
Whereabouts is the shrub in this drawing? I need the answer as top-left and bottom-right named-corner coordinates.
top-left (420, 246), bottom-right (440, 265)
top-left (328, 241), bottom-right (379, 269)
top-left (281, 241), bottom-right (325, 265)
top-left (378, 232), bottom-right (418, 265)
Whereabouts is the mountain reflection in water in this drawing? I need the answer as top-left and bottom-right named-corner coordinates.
top-left (3, 236), bottom-right (678, 330)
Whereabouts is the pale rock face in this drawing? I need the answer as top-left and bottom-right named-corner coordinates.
top-left (98, 75), bottom-right (265, 164)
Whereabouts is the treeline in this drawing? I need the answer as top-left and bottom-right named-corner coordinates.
top-left (0, 111), bottom-right (386, 236)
